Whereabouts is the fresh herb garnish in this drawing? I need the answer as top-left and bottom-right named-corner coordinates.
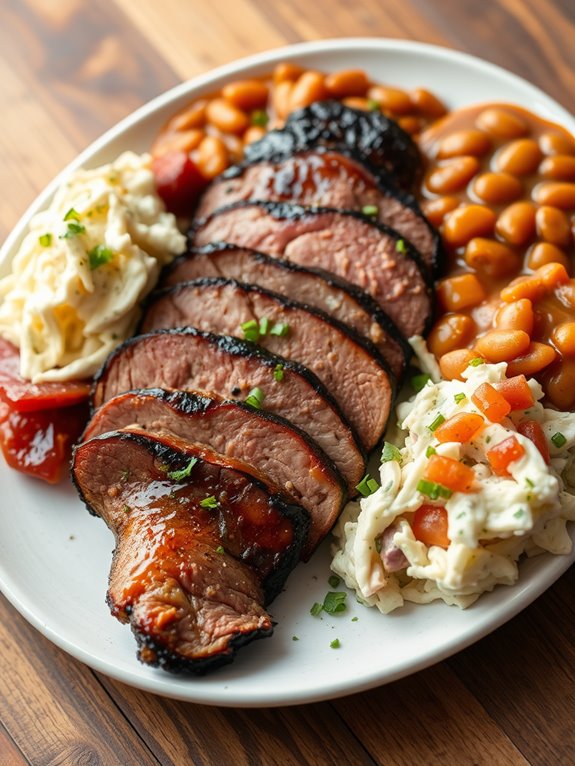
top-left (245, 386), bottom-right (266, 409)
top-left (361, 204), bottom-right (379, 217)
top-left (513, 508), bottom-right (525, 518)
top-left (426, 445), bottom-right (437, 458)
top-left (330, 638), bottom-right (341, 649)
top-left (64, 208), bottom-right (81, 222)
top-left (270, 321), bottom-right (289, 337)
top-left (166, 457), bottom-right (198, 481)
top-left (355, 473), bottom-right (380, 497)
top-left (454, 392), bottom-right (467, 404)
top-left (469, 357), bottom-right (485, 367)
top-left (310, 602), bottom-right (323, 617)
top-left (38, 233), bottom-right (52, 247)
top-left (428, 413), bottom-right (446, 432)
top-left (411, 373), bottom-right (431, 392)
top-left (215, 545), bottom-right (225, 554)
top-left (328, 574), bottom-right (341, 588)
top-left (367, 99), bottom-right (380, 111)
top-left (292, 635), bottom-right (299, 641)
top-left (122, 505), bottom-right (130, 513)
top-left (395, 238), bottom-right (407, 254)
top-left (241, 319), bottom-right (260, 342)
top-left (200, 495), bottom-right (218, 509)
top-left (88, 244), bottom-right (114, 270)
top-left (60, 221), bottom-right (86, 239)
top-left (251, 109), bottom-right (269, 126)
top-left (351, 616), bottom-right (359, 622)
top-left (381, 441), bottom-right (402, 463)
top-left (417, 479), bottom-right (452, 500)
top-left (273, 363), bottom-right (284, 382)
top-left (323, 591), bottom-right (347, 615)
top-left (258, 316), bottom-right (270, 335)
top-left (525, 477), bottom-right (535, 488)
top-left (551, 432), bottom-right (567, 448)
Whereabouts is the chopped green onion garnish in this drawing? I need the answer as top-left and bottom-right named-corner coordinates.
top-left (454, 392), bottom-right (467, 404)
top-left (469, 357), bottom-right (485, 367)
top-left (292, 635), bottom-right (299, 641)
top-left (328, 574), bottom-right (341, 588)
top-left (395, 238), bottom-right (407, 254)
top-left (60, 221), bottom-right (86, 238)
top-left (270, 321), bottom-right (289, 337)
top-left (323, 591), bottom-right (347, 614)
top-left (381, 441), bottom-right (402, 463)
top-left (273, 363), bottom-right (284, 382)
top-left (411, 373), bottom-right (431, 392)
top-left (310, 602), bottom-right (323, 617)
top-left (241, 319), bottom-right (260, 342)
top-left (551, 432), bottom-right (567, 448)
top-left (38, 233), bottom-right (52, 247)
top-left (367, 99), bottom-right (380, 111)
top-left (330, 638), bottom-right (341, 649)
top-left (351, 616), bottom-right (359, 622)
top-left (245, 386), bottom-right (266, 409)
top-left (525, 477), bottom-right (535, 488)
top-left (417, 479), bottom-right (452, 500)
top-left (200, 495), bottom-right (218, 509)
top-left (166, 457), bottom-right (198, 481)
top-left (251, 109), bottom-right (269, 126)
top-left (88, 244), bottom-right (114, 270)
top-left (215, 545), bottom-right (225, 554)
top-left (64, 207), bottom-right (81, 222)
top-left (361, 205), bottom-right (379, 217)
top-left (426, 445), bottom-right (436, 458)
top-left (428, 413), bottom-right (446, 432)
top-left (513, 508), bottom-right (525, 519)
top-left (356, 473), bottom-right (380, 497)
top-left (258, 316), bottom-right (270, 335)
top-left (122, 505), bottom-right (130, 513)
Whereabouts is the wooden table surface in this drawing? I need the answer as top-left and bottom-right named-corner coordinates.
top-left (1, 1), bottom-right (575, 764)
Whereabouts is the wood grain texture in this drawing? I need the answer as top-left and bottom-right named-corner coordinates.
top-left (0, 1), bottom-right (574, 765)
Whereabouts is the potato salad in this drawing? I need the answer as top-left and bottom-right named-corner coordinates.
top-left (331, 359), bottom-right (575, 611)
top-left (0, 151), bottom-right (186, 382)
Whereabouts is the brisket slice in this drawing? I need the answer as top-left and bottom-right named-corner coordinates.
top-left (162, 244), bottom-right (410, 379)
top-left (91, 328), bottom-right (365, 491)
top-left (72, 429), bottom-right (308, 673)
top-left (244, 100), bottom-right (421, 191)
top-left (190, 201), bottom-right (434, 339)
top-left (84, 388), bottom-right (346, 557)
top-left (141, 278), bottom-right (394, 451)
top-left (195, 149), bottom-right (440, 274)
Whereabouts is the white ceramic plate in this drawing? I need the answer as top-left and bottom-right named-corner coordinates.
top-left (1, 39), bottom-right (574, 708)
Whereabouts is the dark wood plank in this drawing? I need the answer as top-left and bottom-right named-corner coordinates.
top-left (0, 595), bottom-right (160, 766)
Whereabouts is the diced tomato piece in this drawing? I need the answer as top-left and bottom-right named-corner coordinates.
top-left (0, 338), bottom-right (90, 412)
top-left (152, 151), bottom-right (208, 216)
top-left (0, 400), bottom-right (89, 483)
top-left (496, 375), bottom-right (535, 411)
top-left (517, 420), bottom-right (550, 464)
top-left (434, 412), bottom-right (484, 443)
top-left (412, 504), bottom-right (450, 548)
top-left (423, 454), bottom-right (476, 493)
top-left (471, 382), bottom-right (511, 423)
top-left (486, 435), bottom-right (526, 476)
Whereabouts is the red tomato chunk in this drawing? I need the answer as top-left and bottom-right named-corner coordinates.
top-left (412, 504), bottom-right (450, 548)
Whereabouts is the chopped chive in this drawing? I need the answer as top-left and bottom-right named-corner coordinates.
top-left (513, 508), bottom-right (525, 518)
top-left (323, 591), bottom-right (347, 614)
top-left (428, 413), bottom-right (445, 432)
top-left (245, 386), bottom-right (266, 409)
top-left (417, 478), bottom-right (452, 500)
top-left (215, 545), bottom-right (225, 554)
top-left (328, 574), bottom-right (341, 588)
top-left (292, 635), bottom-right (299, 641)
top-left (330, 638), bottom-right (341, 649)
top-left (64, 207), bottom-right (81, 222)
top-left (270, 321), bottom-right (289, 337)
top-left (551, 432), bottom-right (567, 448)
top-left (411, 373), bottom-right (431, 392)
top-left (395, 238), bottom-right (407, 254)
top-left (367, 99), bottom-right (380, 111)
top-left (258, 316), bottom-right (270, 335)
top-left (381, 441), bottom-right (402, 463)
top-left (60, 221), bottom-right (86, 239)
top-left (469, 357), bottom-right (485, 367)
top-left (273, 363), bottom-right (284, 382)
top-left (356, 473), bottom-right (380, 497)
top-left (122, 505), bottom-right (130, 513)
top-left (454, 392), bottom-right (467, 404)
top-left (351, 616), bottom-right (359, 622)
top-left (200, 495), bottom-right (218, 509)
top-left (426, 445), bottom-right (436, 458)
top-left (38, 233), bottom-right (52, 247)
top-left (525, 477), bottom-right (535, 488)
top-left (166, 457), bottom-right (198, 481)
top-left (241, 319), bottom-right (260, 342)
top-left (361, 204), bottom-right (379, 217)
top-left (88, 244), bottom-right (114, 270)
top-left (251, 109), bottom-right (269, 127)
top-left (310, 602), bottom-right (323, 617)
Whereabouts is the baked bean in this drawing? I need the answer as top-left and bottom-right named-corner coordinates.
top-left (526, 242), bottom-right (569, 270)
top-left (398, 116), bottom-right (424, 135)
top-left (500, 275), bottom-right (545, 303)
top-left (205, 98), bottom-right (249, 135)
top-left (495, 201), bottom-right (537, 245)
top-left (472, 172), bottom-right (522, 205)
top-left (425, 156), bottom-right (481, 195)
top-left (243, 125), bottom-right (267, 145)
top-left (536, 261), bottom-right (569, 288)
top-left (437, 273), bottom-right (486, 311)
top-left (197, 135), bottom-right (229, 178)
top-left (442, 204), bottom-right (496, 248)
top-left (273, 62), bottom-right (304, 83)
top-left (551, 322), bottom-right (575, 355)
top-left (289, 71), bottom-right (328, 112)
top-left (410, 88), bottom-right (447, 118)
top-left (325, 69), bottom-right (369, 98)
top-left (152, 128), bottom-right (204, 156)
top-left (420, 196), bottom-right (460, 228)
top-left (273, 80), bottom-right (293, 120)
top-left (505, 342), bottom-right (557, 376)
top-left (495, 139), bottom-right (542, 176)
top-left (464, 238), bottom-right (521, 277)
top-left (545, 359), bottom-right (575, 410)
top-left (222, 80), bottom-right (269, 111)
top-left (557, 279), bottom-right (575, 309)
top-left (342, 97), bottom-right (371, 110)
top-left (428, 314), bottom-right (476, 357)
top-left (532, 181), bottom-right (575, 209)
top-left (494, 299), bottom-right (534, 334)
top-left (539, 154), bottom-right (575, 181)
top-left (474, 329), bottom-right (531, 362)
top-left (475, 108), bottom-right (529, 139)
top-left (439, 349), bottom-right (483, 381)
top-left (367, 85), bottom-right (413, 115)
top-left (539, 131), bottom-right (575, 157)
top-left (436, 129), bottom-right (491, 160)
top-left (535, 206), bottom-right (572, 247)
top-left (170, 100), bottom-right (207, 131)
